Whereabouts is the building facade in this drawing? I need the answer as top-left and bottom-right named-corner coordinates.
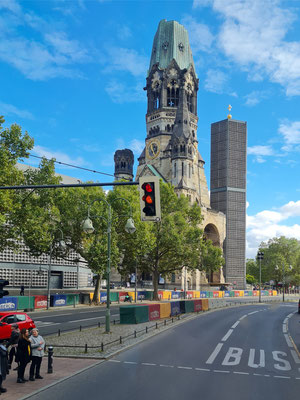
top-left (210, 119), bottom-right (247, 288)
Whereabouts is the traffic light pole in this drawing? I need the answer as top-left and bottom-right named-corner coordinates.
top-left (106, 204), bottom-right (111, 334)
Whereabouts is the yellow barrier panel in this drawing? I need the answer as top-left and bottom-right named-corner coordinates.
top-left (273, 290), bottom-right (277, 296)
top-left (194, 291), bottom-right (200, 298)
top-left (163, 291), bottom-right (172, 300)
top-left (202, 298), bottom-right (209, 311)
top-left (239, 290), bottom-right (244, 297)
top-left (128, 291), bottom-right (135, 301)
top-left (90, 292), bottom-right (99, 302)
top-left (218, 291), bottom-right (223, 298)
top-left (160, 302), bottom-right (171, 318)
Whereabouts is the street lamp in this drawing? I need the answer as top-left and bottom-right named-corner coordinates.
top-left (82, 197), bottom-right (136, 333)
top-left (47, 228), bottom-right (66, 310)
top-left (275, 264), bottom-right (293, 302)
top-left (257, 251), bottom-right (264, 303)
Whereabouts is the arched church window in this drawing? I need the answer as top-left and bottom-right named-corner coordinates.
top-left (187, 93), bottom-right (193, 113)
top-left (167, 88), bottom-right (179, 107)
top-left (153, 95), bottom-right (160, 110)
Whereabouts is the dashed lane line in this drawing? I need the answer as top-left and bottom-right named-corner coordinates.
top-left (231, 321), bottom-right (240, 329)
top-left (221, 329), bottom-right (233, 342)
top-left (109, 360), bottom-right (299, 380)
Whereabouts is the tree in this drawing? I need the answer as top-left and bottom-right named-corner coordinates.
top-left (258, 236), bottom-right (300, 288)
top-left (197, 239), bottom-right (224, 282)
top-left (246, 274), bottom-right (256, 285)
top-left (113, 181), bottom-right (208, 300)
top-left (0, 116), bottom-right (34, 251)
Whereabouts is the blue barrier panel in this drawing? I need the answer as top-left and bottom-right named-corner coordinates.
top-left (0, 297), bottom-right (18, 311)
top-left (244, 291), bottom-right (249, 296)
top-left (100, 292), bottom-right (107, 303)
top-left (170, 301), bottom-right (180, 316)
top-left (200, 291), bottom-right (207, 298)
top-left (224, 291), bottom-right (230, 297)
top-left (137, 291), bottom-right (147, 300)
top-left (171, 291), bottom-right (180, 299)
top-left (50, 294), bottom-right (67, 307)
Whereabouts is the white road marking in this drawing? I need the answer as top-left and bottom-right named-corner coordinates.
top-left (222, 347), bottom-right (243, 366)
top-left (273, 351), bottom-right (291, 371)
top-left (248, 349), bottom-right (265, 368)
top-left (291, 350), bottom-right (300, 364)
top-left (195, 368), bottom-right (210, 372)
top-left (282, 324), bottom-right (287, 333)
top-left (264, 375), bottom-right (270, 377)
top-left (68, 316), bottom-right (103, 323)
top-left (248, 311), bottom-right (259, 315)
top-left (108, 360), bottom-right (121, 363)
top-left (206, 343), bottom-right (223, 364)
top-left (231, 321), bottom-right (240, 329)
top-left (233, 371), bottom-right (249, 375)
top-left (253, 373), bottom-right (263, 376)
top-left (124, 361), bottom-right (137, 365)
top-left (35, 313), bottom-right (73, 319)
top-left (274, 375), bottom-right (290, 379)
top-left (141, 363), bottom-right (156, 366)
top-left (35, 321), bottom-right (60, 327)
top-left (221, 329), bottom-right (233, 342)
top-left (177, 366), bottom-right (193, 370)
top-left (214, 370), bottom-right (230, 373)
top-left (160, 364), bottom-right (174, 368)
top-left (239, 315), bottom-right (247, 321)
top-left (284, 334), bottom-right (293, 348)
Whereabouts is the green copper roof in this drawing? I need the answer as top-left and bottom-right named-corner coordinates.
top-left (148, 20), bottom-right (196, 77)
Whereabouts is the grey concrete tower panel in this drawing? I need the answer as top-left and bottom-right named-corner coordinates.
top-left (210, 119), bottom-right (247, 289)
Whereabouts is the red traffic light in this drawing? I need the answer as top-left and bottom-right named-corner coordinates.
top-left (142, 183), bottom-right (153, 193)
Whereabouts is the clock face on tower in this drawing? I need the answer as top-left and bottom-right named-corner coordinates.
top-left (147, 140), bottom-right (160, 159)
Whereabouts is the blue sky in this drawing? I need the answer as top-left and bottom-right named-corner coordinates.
top-left (1, 0), bottom-right (300, 259)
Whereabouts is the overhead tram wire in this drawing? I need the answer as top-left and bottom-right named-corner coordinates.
top-left (28, 154), bottom-right (132, 182)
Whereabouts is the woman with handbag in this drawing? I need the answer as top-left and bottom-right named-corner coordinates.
top-left (16, 328), bottom-right (31, 383)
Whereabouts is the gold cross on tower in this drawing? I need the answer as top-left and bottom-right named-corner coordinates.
top-left (227, 104), bottom-right (232, 120)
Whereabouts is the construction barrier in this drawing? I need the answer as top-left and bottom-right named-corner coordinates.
top-left (34, 295), bottom-right (47, 309)
top-left (194, 291), bottom-right (200, 298)
top-left (148, 304), bottom-right (160, 321)
top-left (17, 296), bottom-right (35, 310)
top-left (128, 291), bottom-right (136, 301)
top-left (120, 305), bottom-right (149, 324)
top-left (137, 291), bottom-right (147, 300)
top-left (171, 291), bottom-right (181, 299)
top-left (193, 299), bottom-right (202, 312)
top-left (170, 301), bottom-right (181, 316)
top-left (66, 294), bottom-right (79, 306)
top-left (202, 298), bottom-right (209, 311)
top-left (50, 294), bottom-right (67, 307)
top-left (186, 291), bottom-right (193, 299)
top-left (159, 302), bottom-right (171, 318)
top-left (0, 297), bottom-right (17, 311)
top-left (158, 290), bottom-right (164, 300)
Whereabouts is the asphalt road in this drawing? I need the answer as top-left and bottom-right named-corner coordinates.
top-left (27, 302), bottom-right (300, 400)
top-left (28, 306), bottom-right (121, 336)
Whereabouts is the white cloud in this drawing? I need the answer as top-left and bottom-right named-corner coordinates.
top-left (0, 101), bottom-right (34, 119)
top-left (200, 0), bottom-right (300, 96)
top-left (33, 145), bottom-right (87, 167)
top-left (105, 79), bottom-right (146, 103)
top-left (204, 69), bottom-right (227, 93)
top-left (104, 47), bottom-right (147, 77)
top-left (0, 1), bottom-right (90, 80)
top-left (244, 90), bottom-right (269, 106)
top-left (247, 145), bottom-right (274, 162)
top-left (130, 139), bottom-right (144, 155)
top-left (278, 120), bottom-right (300, 152)
top-left (246, 200), bottom-right (300, 258)
top-left (181, 15), bottom-right (214, 53)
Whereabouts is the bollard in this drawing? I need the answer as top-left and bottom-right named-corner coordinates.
top-left (156, 322), bottom-right (158, 329)
top-left (47, 346), bottom-right (54, 374)
top-left (120, 336), bottom-right (122, 344)
top-left (164, 320), bottom-right (166, 326)
top-left (146, 326), bottom-right (148, 333)
top-left (134, 330), bottom-right (137, 338)
top-left (58, 329), bottom-right (60, 337)
top-left (101, 342), bottom-right (104, 352)
top-left (85, 344), bottom-right (88, 353)
top-left (73, 295), bottom-right (76, 308)
top-left (98, 322), bottom-right (100, 328)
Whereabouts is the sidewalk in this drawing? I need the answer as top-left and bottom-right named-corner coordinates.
top-left (3, 357), bottom-right (101, 400)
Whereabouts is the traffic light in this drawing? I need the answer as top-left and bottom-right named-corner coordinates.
top-left (0, 279), bottom-right (9, 298)
top-left (139, 176), bottom-right (161, 222)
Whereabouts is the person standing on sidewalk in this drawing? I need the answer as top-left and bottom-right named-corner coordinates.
top-left (8, 324), bottom-right (19, 370)
top-left (16, 329), bottom-right (31, 383)
top-left (0, 343), bottom-right (8, 393)
top-left (29, 328), bottom-right (45, 381)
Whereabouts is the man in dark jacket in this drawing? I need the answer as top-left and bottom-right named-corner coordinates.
top-left (0, 343), bottom-right (8, 393)
top-left (8, 324), bottom-right (19, 370)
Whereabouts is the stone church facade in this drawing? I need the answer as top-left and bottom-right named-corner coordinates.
top-left (114, 20), bottom-right (229, 289)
